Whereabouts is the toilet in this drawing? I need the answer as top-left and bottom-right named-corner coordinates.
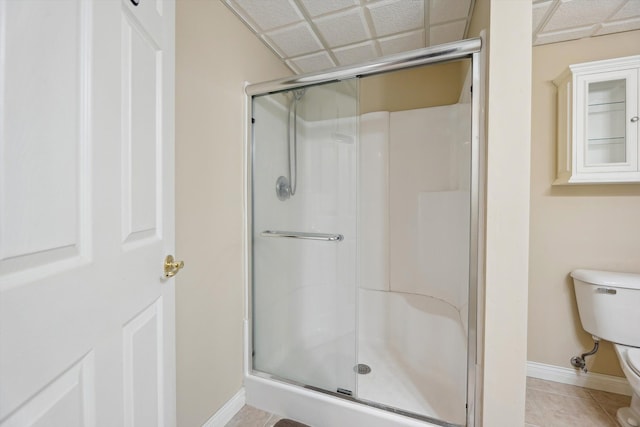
top-left (572, 269), bottom-right (640, 427)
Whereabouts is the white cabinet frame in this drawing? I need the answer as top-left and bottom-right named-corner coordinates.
top-left (554, 55), bottom-right (640, 184)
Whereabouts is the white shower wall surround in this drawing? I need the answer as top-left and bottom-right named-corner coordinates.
top-left (358, 112), bottom-right (390, 293)
top-left (359, 106), bottom-right (471, 310)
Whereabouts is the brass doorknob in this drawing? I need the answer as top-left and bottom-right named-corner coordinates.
top-left (164, 255), bottom-right (184, 278)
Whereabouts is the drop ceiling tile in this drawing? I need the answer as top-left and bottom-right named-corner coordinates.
top-left (264, 22), bottom-right (324, 58)
top-left (430, 0), bottom-right (471, 24)
top-left (229, 0), bottom-right (304, 32)
top-left (429, 19), bottom-right (467, 45)
top-left (379, 30), bottom-right (425, 55)
top-left (532, 1), bottom-right (553, 33)
top-left (611, 0), bottom-right (640, 20)
top-left (333, 41), bottom-right (378, 66)
top-left (543, 0), bottom-right (626, 32)
top-left (298, 0), bottom-right (360, 17)
top-left (367, 0), bottom-right (424, 37)
top-left (314, 8), bottom-right (371, 47)
top-left (284, 60), bottom-right (303, 74)
top-left (595, 16), bottom-right (640, 35)
top-left (289, 51), bottom-right (336, 73)
top-left (535, 25), bottom-right (597, 45)
top-left (259, 34), bottom-right (288, 58)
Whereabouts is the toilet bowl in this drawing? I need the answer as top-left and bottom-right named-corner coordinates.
top-left (614, 345), bottom-right (640, 427)
top-left (571, 269), bottom-right (640, 427)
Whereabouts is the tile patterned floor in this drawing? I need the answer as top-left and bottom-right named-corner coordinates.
top-left (225, 405), bottom-right (283, 427)
top-left (525, 377), bottom-right (631, 427)
top-left (226, 377), bottom-right (632, 426)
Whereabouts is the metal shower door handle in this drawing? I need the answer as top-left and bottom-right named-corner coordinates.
top-left (261, 230), bottom-right (344, 242)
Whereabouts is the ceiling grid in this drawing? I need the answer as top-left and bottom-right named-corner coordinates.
top-left (223, 0), bottom-right (640, 75)
top-left (532, 0), bottom-right (640, 45)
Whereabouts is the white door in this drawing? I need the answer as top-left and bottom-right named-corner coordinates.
top-left (0, 0), bottom-right (176, 426)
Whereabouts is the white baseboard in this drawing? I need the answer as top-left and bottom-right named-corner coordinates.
top-left (202, 388), bottom-right (246, 427)
top-left (527, 361), bottom-right (632, 396)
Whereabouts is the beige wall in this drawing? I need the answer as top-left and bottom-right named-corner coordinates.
top-left (529, 30), bottom-right (640, 377)
top-left (175, 2), bottom-right (290, 426)
top-left (359, 60), bottom-right (468, 113)
top-left (469, 0), bottom-right (532, 425)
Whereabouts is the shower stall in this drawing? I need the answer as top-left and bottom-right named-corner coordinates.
top-left (245, 39), bottom-right (483, 427)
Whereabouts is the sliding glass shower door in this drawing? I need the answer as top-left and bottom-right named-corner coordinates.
top-left (251, 79), bottom-right (359, 395)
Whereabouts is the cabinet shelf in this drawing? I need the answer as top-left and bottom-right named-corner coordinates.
top-left (588, 101), bottom-right (625, 107)
top-left (587, 137), bottom-right (625, 143)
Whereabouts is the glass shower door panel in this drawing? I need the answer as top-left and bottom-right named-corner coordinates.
top-left (357, 60), bottom-right (473, 425)
top-left (252, 80), bottom-right (358, 396)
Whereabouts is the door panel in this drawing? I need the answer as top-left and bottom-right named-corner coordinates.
top-left (0, 0), bottom-right (90, 282)
top-left (121, 9), bottom-right (162, 246)
top-left (1, 353), bottom-right (95, 427)
top-left (123, 299), bottom-right (164, 427)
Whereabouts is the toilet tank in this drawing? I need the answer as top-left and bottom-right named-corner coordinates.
top-left (571, 269), bottom-right (640, 347)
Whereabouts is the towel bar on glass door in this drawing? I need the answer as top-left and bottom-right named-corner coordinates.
top-left (260, 230), bottom-right (344, 242)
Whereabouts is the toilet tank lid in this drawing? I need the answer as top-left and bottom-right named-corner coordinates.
top-left (571, 269), bottom-right (640, 290)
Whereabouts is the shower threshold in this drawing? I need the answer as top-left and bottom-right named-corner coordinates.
top-left (247, 371), bottom-right (463, 427)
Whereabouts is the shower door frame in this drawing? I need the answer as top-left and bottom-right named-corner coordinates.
top-left (244, 37), bottom-right (485, 427)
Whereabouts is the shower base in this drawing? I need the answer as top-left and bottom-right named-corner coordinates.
top-left (357, 288), bottom-right (468, 425)
top-left (245, 374), bottom-right (440, 427)
top-left (357, 341), bottom-right (459, 420)
top-left (245, 286), bottom-right (468, 427)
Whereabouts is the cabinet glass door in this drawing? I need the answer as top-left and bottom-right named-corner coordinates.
top-left (586, 79), bottom-right (626, 165)
top-left (577, 69), bottom-right (639, 174)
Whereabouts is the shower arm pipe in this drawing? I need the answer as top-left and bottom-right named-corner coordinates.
top-left (246, 38), bottom-right (481, 96)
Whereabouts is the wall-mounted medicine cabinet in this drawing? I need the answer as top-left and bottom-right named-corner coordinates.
top-left (554, 55), bottom-right (640, 185)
